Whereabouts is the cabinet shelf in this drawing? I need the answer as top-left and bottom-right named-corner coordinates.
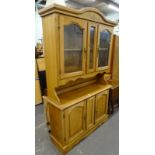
top-left (64, 49), bottom-right (82, 51)
top-left (58, 83), bottom-right (112, 106)
top-left (98, 48), bottom-right (108, 51)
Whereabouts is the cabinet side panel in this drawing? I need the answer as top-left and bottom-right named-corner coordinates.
top-left (48, 103), bottom-right (64, 145)
top-left (112, 35), bottom-right (119, 80)
top-left (42, 14), bottom-right (59, 100)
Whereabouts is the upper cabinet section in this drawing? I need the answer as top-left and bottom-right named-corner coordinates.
top-left (59, 16), bottom-right (87, 79)
top-left (39, 4), bottom-right (117, 86)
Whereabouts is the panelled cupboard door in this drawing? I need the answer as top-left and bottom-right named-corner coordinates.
top-left (96, 25), bottom-right (113, 71)
top-left (87, 22), bottom-right (98, 73)
top-left (59, 15), bottom-right (87, 79)
top-left (64, 101), bottom-right (86, 143)
top-left (95, 91), bottom-right (109, 124)
top-left (86, 96), bottom-right (95, 130)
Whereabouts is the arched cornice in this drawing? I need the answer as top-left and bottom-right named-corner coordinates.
top-left (39, 4), bottom-right (118, 27)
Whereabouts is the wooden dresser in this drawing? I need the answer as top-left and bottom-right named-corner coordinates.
top-left (39, 4), bottom-right (117, 154)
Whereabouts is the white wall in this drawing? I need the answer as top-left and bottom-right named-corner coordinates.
top-left (106, 12), bottom-right (119, 35)
top-left (35, 0), bottom-right (66, 45)
top-left (35, 10), bottom-right (43, 45)
top-left (106, 12), bottom-right (119, 21)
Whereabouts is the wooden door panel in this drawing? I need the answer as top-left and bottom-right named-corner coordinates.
top-left (96, 94), bottom-right (106, 118)
top-left (86, 96), bottom-right (95, 129)
top-left (95, 91), bottom-right (109, 123)
top-left (65, 101), bottom-right (86, 143)
top-left (69, 107), bottom-right (84, 137)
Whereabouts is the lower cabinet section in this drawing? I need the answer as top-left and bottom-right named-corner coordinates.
top-left (44, 89), bottom-right (109, 154)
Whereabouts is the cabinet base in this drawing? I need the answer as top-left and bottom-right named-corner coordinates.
top-left (50, 114), bottom-right (109, 154)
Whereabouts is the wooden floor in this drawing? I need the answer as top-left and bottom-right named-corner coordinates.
top-left (35, 104), bottom-right (119, 155)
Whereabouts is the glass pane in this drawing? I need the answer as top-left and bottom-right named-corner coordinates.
top-left (89, 26), bottom-right (95, 69)
top-left (98, 30), bottom-right (111, 67)
top-left (64, 24), bottom-right (83, 73)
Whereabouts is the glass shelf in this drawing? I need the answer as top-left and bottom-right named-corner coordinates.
top-left (64, 49), bottom-right (82, 51)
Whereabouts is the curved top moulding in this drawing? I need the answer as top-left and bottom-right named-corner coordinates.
top-left (39, 4), bottom-right (118, 27)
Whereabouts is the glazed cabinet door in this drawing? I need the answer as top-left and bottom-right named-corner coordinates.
top-left (97, 25), bottom-right (113, 71)
top-left (64, 101), bottom-right (86, 143)
top-left (87, 22), bottom-right (97, 73)
top-left (86, 96), bottom-right (95, 130)
top-left (95, 90), bottom-right (109, 124)
top-left (59, 16), bottom-right (87, 79)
